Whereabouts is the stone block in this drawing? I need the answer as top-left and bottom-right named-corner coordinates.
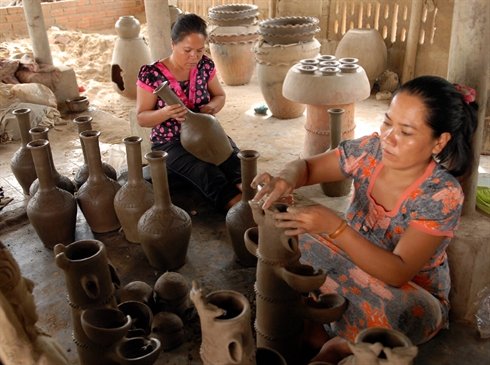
top-left (54, 65), bottom-right (80, 109)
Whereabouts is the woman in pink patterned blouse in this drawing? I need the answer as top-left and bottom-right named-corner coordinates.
top-left (252, 76), bottom-right (478, 364)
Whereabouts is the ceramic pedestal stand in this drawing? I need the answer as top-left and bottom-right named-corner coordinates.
top-left (245, 201), bottom-right (347, 365)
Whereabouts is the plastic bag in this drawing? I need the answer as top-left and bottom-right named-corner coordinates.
top-left (475, 286), bottom-right (490, 338)
top-left (10, 83), bottom-right (57, 108)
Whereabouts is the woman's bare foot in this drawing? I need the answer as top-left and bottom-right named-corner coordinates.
top-left (309, 337), bottom-right (352, 365)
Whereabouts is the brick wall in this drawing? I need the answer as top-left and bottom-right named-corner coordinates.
top-left (0, 0), bottom-right (145, 39)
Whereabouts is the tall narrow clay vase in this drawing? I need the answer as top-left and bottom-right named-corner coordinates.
top-left (9, 108), bottom-right (36, 195)
top-left (114, 136), bottom-right (154, 243)
top-left (137, 151), bottom-right (192, 271)
top-left (320, 109), bottom-right (353, 197)
top-left (226, 150), bottom-right (260, 266)
top-left (26, 139), bottom-right (77, 249)
top-left (77, 130), bottom-right (121, 233)
top-left (29, 126), bottom-right (76, 196)
top-left (153, 82), bottom-right (233, 165)
top-left (73, 116), bottom-right (117, 189)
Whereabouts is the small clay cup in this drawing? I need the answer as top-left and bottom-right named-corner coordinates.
top-left (66, 96), bottom-right (89, 112)
top-left (81, 307), bottom-right (131, 344)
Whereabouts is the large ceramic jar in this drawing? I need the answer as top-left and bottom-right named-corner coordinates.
top-left (114, 136), bottom-right (154, 243)
top-left (114, 15), bottom-right (140, 39)
top-left (207, 4), bottom-right (259, 27)
top-left (258, 16), bottom-right (320, 45)
top-left (226, 150), bottom-right (260, 266)
top-left (26, 139), bottom-right (77, 249)
top-left (137, 151), bottom-right (192, 271)
top-left (335, 28), bottom-right (387, 89)
top-left (9, 108), bottom-right (36, 195)
top-left (77, 130), bottom-right (121, 233)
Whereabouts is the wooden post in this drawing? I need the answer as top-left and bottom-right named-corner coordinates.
top-left (401, 0), bottom-right (424, 84)
top-left (145, 0), bottom-right (172, 61)
top-left (269, 0), bottom-right (277, 18)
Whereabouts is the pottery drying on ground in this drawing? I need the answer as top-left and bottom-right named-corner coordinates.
top-left (111, 16), bottom-right (152, 99)
top-left (209, 25), bottom-right (259, 86)
top-left (77, 130), bottom-right (121, 233)
top-left (154, 271), bottom-right (192, 318)
top-left (26, 139), bottom-right (77, 249)
top-left (226, 150), bottom-right (260, 267)
top-left (335, 28), bottom-right (387, 89)
top-left (153, 81), bottom-right (233, 165)
top-left (245, 201), bottom-right (347, 365)
top-left (258, 16), bottom-right (320, 45)
top-left (118, 300), bottom-right (153, 337)
top-left (9, 108), bottom-right (36, 195)
top-left (320, 109), bottom-right (353, 197)
top-left (150, 311), bottom-right (184, 350)
top-left (120, 281), bottom-right (155, 311)
top-left (207, 4), bottom-right (259, 26)
top-left (252, 39), bottom-right (321, 119)
top-left (73, 115), bottom-right (117, 188)
top-left (114, 136), bottom-right (154, 243)
top-left (28, 126), bottom-right (76, 196)
top-left (137, 151), bottom-right (192, 271)
top-left (0, 241), bottom-right (70, 365)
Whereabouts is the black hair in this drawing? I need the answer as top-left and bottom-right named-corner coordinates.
top-left (393, 75), bottom-right (478, 181)
top-left (170, 13), bottom-right (207, 44)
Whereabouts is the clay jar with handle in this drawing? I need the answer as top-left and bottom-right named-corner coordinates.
top-left (26, 139), bottom-right (77, 249)
top-left (73, 116), bottom-right (117, 189)
top-left (29, 126), bottom-right (76, 196)
top-left (77, 130), bottom-right (121, 233)
top-left (137, 151), bottom-right (192, 271)
top-left (320, 108), bottom-right (353, 197)
top-left (153, 81), bottom-right (233, 165)
top-left (226, 150), bottom-right (260, 266)
top-left (114, 136), bottom-right (154, 243)
top-left (9, 108), bottom-right (36, 195)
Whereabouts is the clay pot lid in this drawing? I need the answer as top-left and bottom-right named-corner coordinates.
top-left (154, 272), bottom-right (189, 300)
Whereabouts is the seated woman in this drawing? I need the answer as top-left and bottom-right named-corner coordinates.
top-left (136, 13), bottom-right (242, 211)
top-left (251, 76), bottom-right (478, 364)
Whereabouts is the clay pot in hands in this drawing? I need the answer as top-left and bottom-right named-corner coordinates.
top-left (73, 116), bottom-right (117, 189)
top-left (114, 136), bottom-right (154, 243)
top-left (77, 130), bottom-right (121, 233)
top-left (137, 151), bottom-right (192, 271)
top-left (226, 150), bottom-right (260, 266)
top-left (9, 108), bottom-right (36, 195)
top-left (26, 139), bottom-right (77, 249)
top-left (29, 126), bottom-right (76, 196)
top-left (153, 81), bottom-right (233, 165)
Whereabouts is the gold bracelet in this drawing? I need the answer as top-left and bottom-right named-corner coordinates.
top-left (329, 219), bottom-right (348, 239)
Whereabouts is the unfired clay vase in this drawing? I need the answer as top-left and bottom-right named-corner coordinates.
top-left (111, 16), bottom-right (152, 99)
top-left (338, 328), bottom-right (418, 365)
top-left (335, 28), bottom-right (387, 89)
top-left (207, 4), bottom-right (259, 26)
top-left (226, 150), bottom-right (260, 267)
top-left (153, 81), bottom-right (233, 165)
top-left (150, 311), bottom-right (184, 350)
top-left (252, 39), bottom-right (321, 119)
top-left (320, 108), bottom-right (353, 197)
top-left (73, 115), bottom-right (117, 188)
top-left (9, 108), bottom-right (36, 195)
top-left (258, 16), bottom-right (320, 45)
top-left (77, 130), bottom-right (121, 233)
top-left (26, 139), bottom-right (77, 249)
top-left (0, 241), bottom-right (70, 365)
top-left (137, 151), bottom-right (192, 271)
top-left (29, 126), bottom-right (76, 196)
top-left (209, 25), bottom-right (259, 86)
top-left (154, 271), bottom-right (192, 318)
top-left (245, 201), bottom-right (347, 365)
top-left (114, 136), bottom-right (154, 243)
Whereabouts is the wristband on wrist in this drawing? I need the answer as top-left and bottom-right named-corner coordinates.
top-left (329, 219), bottom-right (348, 239)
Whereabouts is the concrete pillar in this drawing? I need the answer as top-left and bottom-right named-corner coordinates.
top-left (447, 0), bottom-right (490, 215)
top-left (145, 0), bottom-right (172, 62)
top-left (22, 0), bottom-right (53, 65)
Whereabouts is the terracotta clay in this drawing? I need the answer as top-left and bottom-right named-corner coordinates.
top-left (114, 136), bottom-right (154, 243)
top-left (154, 271), bottom-right (192, 318)
top-left (150, 311), bottom-right (184, 350)
top-left (153, 81), bottom-right (233, 165)
top-left (29, 126), bottom-right (76, 196)
top-left (9, 108), bottom-right (36, 195)
top-left (137, 151), bottom-right (192, 271)
top-left (0, 241), bottom-right (70, 365)
top-left (120, 280), bottom-right (155, 311)
top-left (26, 139), bottom-right (77, 249)
top-left (226, 150), bottom-right (260, 266)
top-left (73, 115), bottom-right (117, 189)
top-left (320, 108), bottom-right (353, 197)
top-left (245, 201), bottom-right (347, 364)
top-left (77, 130), bottom-right (121, 233)
top-left (118, 300), bottom-right (153, 337)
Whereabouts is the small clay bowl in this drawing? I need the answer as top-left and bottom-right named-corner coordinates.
top-left (66, 96), bottom-right (89, 112)
top-left (339, 57), bottom-right (359, 64)
top-left (116, 337), bottom-right (162, 364)
top-left (81, 307), bottom-right (131, 344)
top-left (319, 67), bottom-right (340, 76)
top-left (297, 65), bottom-right (318, 74)
top-left (339, 64), bottom-right (360, 73)
top-left (300, 58), bottom-right (319, 66)
top-left (319, 60), bottom-right (340, 68)
top-left (317, 54), bottom-right (336, 62)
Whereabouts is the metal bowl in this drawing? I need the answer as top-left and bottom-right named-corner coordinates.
top-left (66, 96), bottom-right (89, 112)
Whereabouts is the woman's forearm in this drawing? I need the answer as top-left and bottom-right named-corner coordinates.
top-left (137, 108), bottom-right (167, 128)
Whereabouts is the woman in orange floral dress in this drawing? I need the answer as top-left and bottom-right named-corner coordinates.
top-left (252, 76), bottom-right (478, 364)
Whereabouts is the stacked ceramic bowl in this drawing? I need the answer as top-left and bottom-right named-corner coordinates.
top-left (257, 16), bottom-right (320, 45)
top-left (207, 4), bottom-right (260, 26)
